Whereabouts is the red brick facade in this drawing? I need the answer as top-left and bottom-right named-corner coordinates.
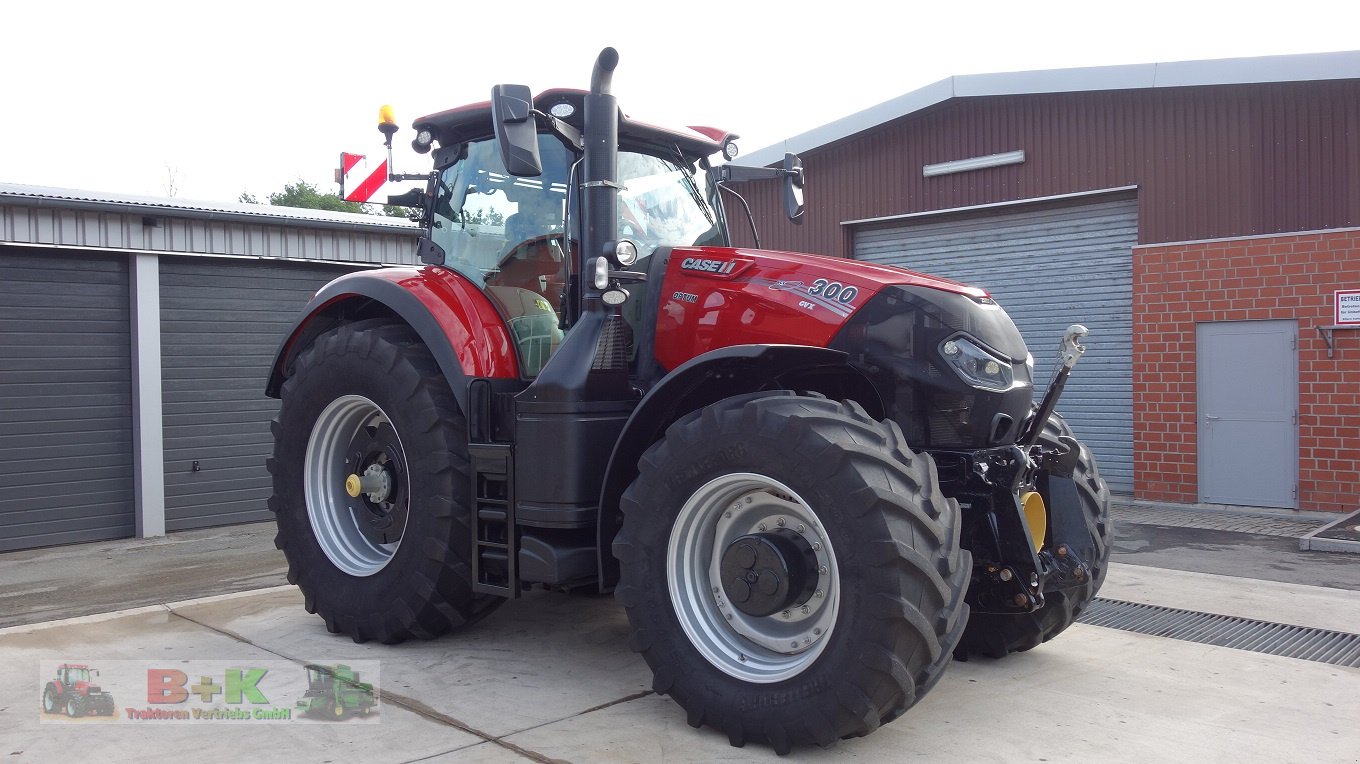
top-left (1134, 228), bottom-right (1360, 512)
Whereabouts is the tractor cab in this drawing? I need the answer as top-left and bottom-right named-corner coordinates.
top-left (416, 90), bottom-right (727, 376)
top-left (302, 664), bottom-right (332, 694)
top-left (58, 664), bottom-right (92, 686)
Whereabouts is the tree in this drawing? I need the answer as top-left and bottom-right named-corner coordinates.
top-left (239, 180), bottom-right (411, 218)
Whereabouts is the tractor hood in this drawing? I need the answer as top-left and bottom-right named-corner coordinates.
top-left (680, 246), bottom-right (991, 299)
top-left (651, 245), bottom-right (1014, 372)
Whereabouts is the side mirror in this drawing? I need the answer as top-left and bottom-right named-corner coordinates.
top-left (491, 84), bottom-right (542, 177)
top-left (783, 152), bottom-right (805, 223)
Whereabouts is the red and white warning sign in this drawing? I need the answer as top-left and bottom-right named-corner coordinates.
top-left (339, 152), bottom-right (389, 203)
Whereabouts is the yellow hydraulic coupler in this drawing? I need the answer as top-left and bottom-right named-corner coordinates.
top-left (1019, 491), bottom-right (1047, 554)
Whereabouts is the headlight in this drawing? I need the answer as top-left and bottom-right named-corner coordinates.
top-left (939, 335), bottom-right (1014, 391)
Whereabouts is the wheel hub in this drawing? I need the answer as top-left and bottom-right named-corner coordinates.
top-left (668, 473), bottom-right (840, 683)
top-left (344, 426), bottom-right (407, 540)
top-left (304, 395), bottom-right (410, 577)
top-left (719, 530), bottom-right (817, 617)
top-left (345, 464), bottom-right (393, 504)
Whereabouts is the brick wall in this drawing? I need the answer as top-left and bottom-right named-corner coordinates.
top-left (1134, 228), bottom-right (1360, 512)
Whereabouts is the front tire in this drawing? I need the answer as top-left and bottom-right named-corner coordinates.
top-left (614, 392), bottom-right (970, 753)
top-left (65, 697), bottom-right (81, 718)
top-left (269, 322), bottom-right (501, 643)
top-left (42, 686), bottom-right (57, 713)
top-left (956, 412), bottom-right (1112, 659)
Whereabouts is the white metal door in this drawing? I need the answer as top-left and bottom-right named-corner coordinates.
top-left (1196, 320), bottom-right (1298, 508)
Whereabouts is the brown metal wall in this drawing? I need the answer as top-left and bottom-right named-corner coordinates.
top-left (734, 80), bottom-right (1360, 254)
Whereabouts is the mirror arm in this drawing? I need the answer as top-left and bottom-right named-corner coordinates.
top-left (713, 164), bottom-right (790, 183)
top-left (534, 111), bottom-right (584, 151)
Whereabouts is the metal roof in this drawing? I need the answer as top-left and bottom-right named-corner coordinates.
top-left (0, 182), bottom-right (420, 235)
top-left (742, 50), bottom-right (1360, 167)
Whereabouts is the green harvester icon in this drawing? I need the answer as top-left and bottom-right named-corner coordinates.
top-left (296, 664), bottom-right (376, 719)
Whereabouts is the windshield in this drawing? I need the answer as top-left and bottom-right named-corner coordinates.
top-left (430, 136), bottom-right (724, 377)
top-left (617, 151), bottom-right (723, 259)
top-left (432, 138), bottom-right (724, 286)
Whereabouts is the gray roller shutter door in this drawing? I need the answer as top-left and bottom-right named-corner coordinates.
top-left (0, 248), bottom-right (134, 550)
top-left (160, 257), bottom-right (361, 531)
top-left (854, 195), bottom-right (1136, 493)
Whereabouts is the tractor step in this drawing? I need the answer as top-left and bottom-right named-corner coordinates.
top-left (470, 443), bottom-right (518, 598)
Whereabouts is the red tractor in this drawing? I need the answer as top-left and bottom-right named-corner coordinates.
top-left (267, 48), bottom-right (1110, 753)
top-left (42, 664), bottom-right (116, 717)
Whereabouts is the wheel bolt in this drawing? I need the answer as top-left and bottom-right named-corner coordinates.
top-left (999, 569), bottom-right (1014, 582)
top-left (791, 641), bottom-right (799, 648)
top-left (738, 654), bottom-right (747, 662)
top-left (813, 628), bottom-right (822, 636)
top-left (796, 524), bottom-right (806, 533)
top-left (812, 542), bottom-right (822, 551)
top-left (1057, 545), bottom-right (1069, 557)
top-left (758, 523), bottom-right (767, 531)
top-left (781, 610), bottom-right (791, 618)
top-left (815, 589), bottom-right (824, 599)
top-left (1013, 593), bottom-right (1029, 607)
top-left (818, 565), bottom-right (828, 575)
top-left (800, 605), bottom-right (810, 614)
top-left (776, 517), bottom-right (785, 527)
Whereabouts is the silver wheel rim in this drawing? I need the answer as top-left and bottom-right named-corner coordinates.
top-left (304, 395), bottom-right (406, 576)
top-left (667, 473), bottom-right (840, 683)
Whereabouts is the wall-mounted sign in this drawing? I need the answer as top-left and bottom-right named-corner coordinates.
top-left (1337, 289), bottom-right (1360, 326)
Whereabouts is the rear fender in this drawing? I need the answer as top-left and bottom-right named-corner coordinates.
top-left (595, 344), bottom-right (880, 590)
top-left (265, 267), bottom-right (520, 412)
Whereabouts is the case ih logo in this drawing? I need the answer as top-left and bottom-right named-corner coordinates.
top-left (680, 257), bottom-right (737, 274)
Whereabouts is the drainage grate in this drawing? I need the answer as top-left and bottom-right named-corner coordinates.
top-left (1078, 598), bottom-right (1360, 668)
top-left (1112, 505), bottom-right (1325, 537)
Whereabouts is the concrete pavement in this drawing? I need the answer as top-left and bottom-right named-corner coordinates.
top-left (5, 500), bottom-right (1356, 630)
top-left (2, 561), bottom-right (1359, 763)
top-left (4, 502), bottom-right (1359, 762)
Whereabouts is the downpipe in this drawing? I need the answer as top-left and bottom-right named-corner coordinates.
top-left (520, 47), bottom-right (628, 405)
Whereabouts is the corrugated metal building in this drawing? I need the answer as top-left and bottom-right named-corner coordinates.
top-left (737, 51), bottom-right (1360, 510)
top-left (0, 184), bottom-right (420, 551)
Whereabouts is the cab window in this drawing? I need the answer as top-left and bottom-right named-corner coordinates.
top-left (432, 137), bottom-right (573, 376)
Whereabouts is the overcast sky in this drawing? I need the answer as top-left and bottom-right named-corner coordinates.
top-left (5, 0), bottom-right (1357, 204)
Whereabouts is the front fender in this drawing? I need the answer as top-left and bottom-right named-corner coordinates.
top-left (595, 344), bottom-right (874, 590)
top-left (265, 267), bottom-right (519, 412)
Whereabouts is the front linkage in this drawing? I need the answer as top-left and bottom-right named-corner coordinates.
top-left (935, 325), bottom-right (1096, 618)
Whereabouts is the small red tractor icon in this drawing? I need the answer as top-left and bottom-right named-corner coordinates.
top-left (42, 664), bottom-right (116, 717)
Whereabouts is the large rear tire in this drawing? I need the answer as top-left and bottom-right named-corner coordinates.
top-left (614, 392), bottom-right (970, 753)
top-left (956, 412), bottom-right (1111, 659)
top-left (269, 321), bottom-right (501, 643)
